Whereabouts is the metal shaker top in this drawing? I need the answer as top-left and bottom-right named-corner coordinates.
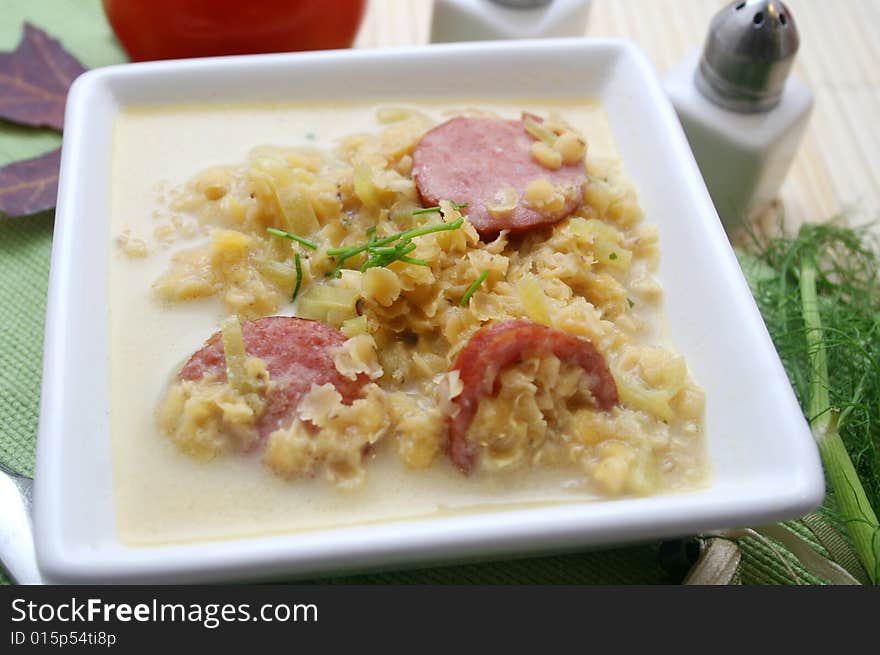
top-left (696, 0), bottom-right (800, 113)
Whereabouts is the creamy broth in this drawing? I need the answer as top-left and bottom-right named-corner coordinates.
top-left (109, 101), bottom-right (706, 546)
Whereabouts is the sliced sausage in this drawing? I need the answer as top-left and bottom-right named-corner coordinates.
top-left (412, 116), bottom-right (586, 236)
top-left (447, 320), bottom-right (618, 473)
top-left (180, 316), bottom-right (367, 438)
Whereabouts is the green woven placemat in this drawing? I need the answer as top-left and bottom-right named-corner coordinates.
top-left (0, 0), bottom-right (816, 586)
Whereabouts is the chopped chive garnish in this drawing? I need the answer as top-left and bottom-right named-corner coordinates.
top-left (412, 201), bottom-right (467, 216)
top-left (398, 218), bottom-right (463, 240)
top-left (627, 297), bottom-right (635, 309)
top-left (328, 216), bottom-right (464, 277)
top-left (266, 227), bottom-right (318, 250)
top-left (291, 252), bottom-right (303, 302)
top-left (359, 242), bottom-right (418, 272)
top-left (398, 256), bottom-right (429, 266)
top-left (369, 245), bottom-right (404, 256)
top-left (609, 252), bottom-right (618, 260)
top-left (327, 245), bottom-right (361, 256)
top-left (459, 271), bottom-right (489, 306)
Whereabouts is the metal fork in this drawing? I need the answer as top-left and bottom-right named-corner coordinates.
top-left (0, 461), bottom-right (42, 584)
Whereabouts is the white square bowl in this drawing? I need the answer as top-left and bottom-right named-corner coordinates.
top-left (35, 39), bottom-right (824, 583)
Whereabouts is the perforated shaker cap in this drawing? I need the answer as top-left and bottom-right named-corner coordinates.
top-left (696, 0), bottom-right (800, 112)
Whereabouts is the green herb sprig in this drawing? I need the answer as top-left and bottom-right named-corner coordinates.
top-left (327, 217), bottom-right (464, 278)
top-left (266, 228), bottom-right (314, 302)
top-left (460, 271), bottom-right (489, 306)
top-left (266, 228), bottom-right (318, 250)
top-left (738, 221), bottom-right (880, 583)
top-left (291, 252), bottom-right (303, 302)
top-left (412, 201), bottom-right (467, 216)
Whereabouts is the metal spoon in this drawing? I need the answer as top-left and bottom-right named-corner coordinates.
top-left (0, 461), bottom-right (42, 584)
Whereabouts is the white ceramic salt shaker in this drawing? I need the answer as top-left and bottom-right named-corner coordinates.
top-left (665, 0), bottom-right (813, 233)
top-left (430, 0), bottom-right (592, 42)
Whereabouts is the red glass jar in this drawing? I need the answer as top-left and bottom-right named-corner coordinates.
top-left (102, 0), bottom-right (367, 61)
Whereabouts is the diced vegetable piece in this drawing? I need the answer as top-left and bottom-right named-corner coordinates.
top-left (220, 315), bottom-right (256, 394)
top-left (610, 352), bottom-right (686, 422)
top-left (517, 275), bottom-right (551, 325)
top-left (256, 259), bottom-right (296, 287)
top-left (569, 217), bottom-right (632, 270)
top-left (354, 162), bottom-right (380, 209)
top-left (275, 186), bottom-right (320, 235)
top-left (252, 157), bottom-right (321, 235)
top-left (296, 283), bottom-right (361, 327)
top-left (628, 446), bottom-right (659, 496)
top-left (362, 267), bottom-right (401, 306)
top-left (341, 315), bottom-right (368, 337)
top-left (524, 119), bottom-right (557, 147)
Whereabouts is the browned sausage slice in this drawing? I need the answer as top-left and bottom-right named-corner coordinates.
top-left (447, 319), bottom-right (618, 473)
top-left (179, 316), bottom-right (367, 439)
top-left (412, 116), bottom-right (586, 236)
